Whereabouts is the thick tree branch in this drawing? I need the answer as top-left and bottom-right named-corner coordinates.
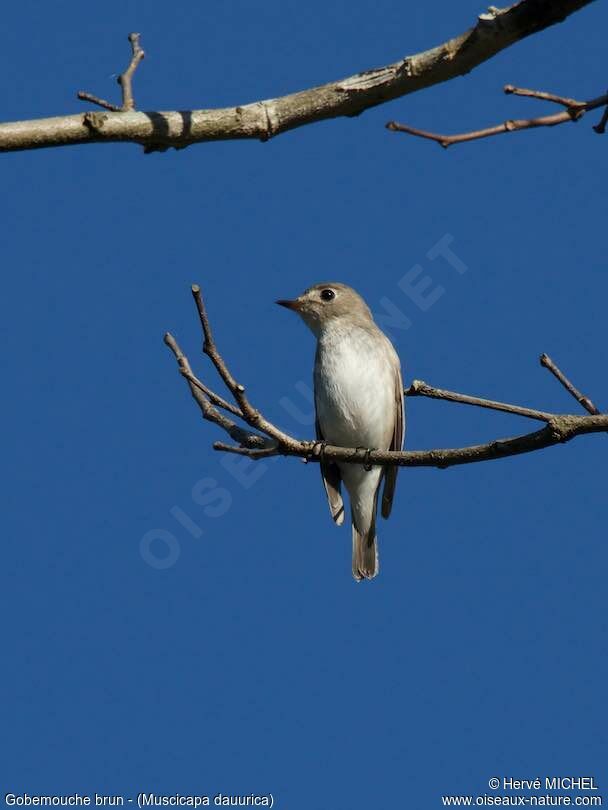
top-left (165, 285), bottom-right (607, 472)
top-left (387, 83), bottom-right (608, 147)
top-left (0, 0), bottom-right (597, 153)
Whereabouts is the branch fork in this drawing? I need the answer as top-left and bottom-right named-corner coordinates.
top-left (387, 83), bottom-right (608, 148)
top-left (165, 286), bottom-right (607, 472)
top-left (77, 32), bottom-right (145, 113)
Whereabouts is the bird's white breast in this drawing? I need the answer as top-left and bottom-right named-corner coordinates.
top-left (314, 322), bottom-right (396, 451)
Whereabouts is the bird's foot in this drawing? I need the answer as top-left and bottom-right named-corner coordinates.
top-left (308, 439), bottom-right (328, 463)
top-left (355, 446), bottom-right (375, 472)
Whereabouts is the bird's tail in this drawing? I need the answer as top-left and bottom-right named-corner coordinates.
top-left (351, 513), bottom-right (379, 582)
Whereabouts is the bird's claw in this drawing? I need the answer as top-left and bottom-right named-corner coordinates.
top-left (355, 446), bottom-right (374, 472)
top-left (310, 439), bottom-right (328, 463)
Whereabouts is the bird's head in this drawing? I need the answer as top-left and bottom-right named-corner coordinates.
top-left (276, 282), bottom-right (373, 335)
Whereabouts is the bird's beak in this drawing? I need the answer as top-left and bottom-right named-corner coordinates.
top-left (276, 298), bottom-right (302, 311)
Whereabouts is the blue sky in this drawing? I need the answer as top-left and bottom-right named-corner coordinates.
top-left (2, 1), bottom-right (606, 807)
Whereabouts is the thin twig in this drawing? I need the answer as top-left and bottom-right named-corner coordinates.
top-left (163, 332), bottom-right (273, 450)
top-left (503, 84), bottom-right (582, 108)
top-left (213, 441), bottom-right (281, 458)
top-left (387, 86), bottom-right (608, 148)
top-left (191, 284), bottom-right (243, 399)
top-left (78, 32), bottom-right (145, 113)
top-left (405, 380), bottom-right (554, 421)
top-left (118, 33), bottom-right (145, 112)
top-left (75, 92), bottom-right (121, 112)
top-left (180, 369), bottom-right (243, 417)
top-left (540, 353), bottom-right (600, 415)
top-left (190, 284), bottom-right (297, 446)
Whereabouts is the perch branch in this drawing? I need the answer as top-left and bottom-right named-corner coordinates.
top-left (387, 83), bottom-right (608, 148)
top-left (165, 285), bottom-right (608, 471)
top-left (0, 0), bottom-right (597, 153)
top-left (77, 32), bottom-right (145, 113)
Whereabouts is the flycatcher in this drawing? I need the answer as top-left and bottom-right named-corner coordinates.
top-left (277, 283), bottom-right (405, 581)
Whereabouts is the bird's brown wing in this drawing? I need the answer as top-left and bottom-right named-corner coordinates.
top-left (381, 362), bottom-right (405, 519)
top-left (316, 418), bottom-right (345, 526)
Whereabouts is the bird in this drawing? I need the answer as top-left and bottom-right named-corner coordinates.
top-left (276, 282), bottom-right (405, 581)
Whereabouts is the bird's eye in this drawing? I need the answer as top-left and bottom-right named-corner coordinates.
top-left (320, 289), bottom-right (335, 301)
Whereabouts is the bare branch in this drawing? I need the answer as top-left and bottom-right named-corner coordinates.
top-left (387, 85), bottom-right (608, 148)
top-left (118, 33), bottom-right (145, 112)
top-left (405, 379), bottom-right (554, 422)
top-left (77, 32), bottom-right (145, 114)
top-left (163, 331), bottom-right (273, 450)
top-left (189, 284), bottom-right (298, 448)
top-left (165, 286), bottom-right (608, 473)
top-left (540, 353), bottom-right (600, 415)
top-left (213, 441), bottom-right (282, 459)
top-left (0, 0), bottom-right (597, 153)
top-left (503, 84), bottom-right (582, 108)
top-left (75, 92), bottom-right (121, 113)
top-left (179, 368), bottom-right (243, 417)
